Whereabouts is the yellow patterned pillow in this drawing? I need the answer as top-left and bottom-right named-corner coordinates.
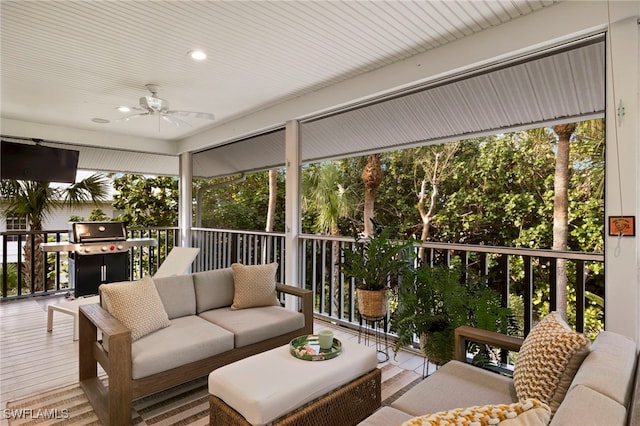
top-left (99, 275), bottom-right (171, 341)
top-left (230, 263), bottom-right (280, 310)
top-left (399, 399), bottom-right (551, 426)
top-left (513, 312), bottom-right (590, 414)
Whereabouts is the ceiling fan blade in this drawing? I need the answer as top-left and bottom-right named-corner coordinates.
top-left (116, 111), bottom-right (150, 122)
top-left (162, 114), bottom-right (191, 128)
top-left (167, 110), bottom-right (215, 120)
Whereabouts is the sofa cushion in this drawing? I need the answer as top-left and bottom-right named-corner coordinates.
top-left (356, 407), bottom-right (414, 426)
top-left (193, 268), bottom-right (235, 313)
top-left (513, 312), bottom-right (590, 414)
top-left (399, 399), bottom-right (550, 426)
top-left (99, 275), bottom-right (170, 341)
top-left (230, 262), bottom-right (280, 310)
top-left (550, 385), bottom-right (627, 426)
top-left (391, 360), bottom-right (518, 416)
top-left (199, 305), bottom-right (304, 348)
top-left (153, 274), bottom-right (196, 319)
top-left (131, 315), bottom-right (234, 380)
top-left (567, 331), bottom-right (637, 407)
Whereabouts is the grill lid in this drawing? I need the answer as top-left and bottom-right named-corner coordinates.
top-left (70, 222), bottom-right (127, 243)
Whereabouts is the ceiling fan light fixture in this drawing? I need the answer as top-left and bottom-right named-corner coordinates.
top-left (188, 50), bottom-right (207, 61)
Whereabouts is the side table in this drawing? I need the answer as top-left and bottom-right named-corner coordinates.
top-left (47, 295), bottom-right (100, 341)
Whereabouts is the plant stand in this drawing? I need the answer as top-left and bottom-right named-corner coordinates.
top-left (358, 314), bottom-right (389, 363)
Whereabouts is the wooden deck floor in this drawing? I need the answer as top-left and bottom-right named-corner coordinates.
top-left (0, 295), bottom-right (429, 410)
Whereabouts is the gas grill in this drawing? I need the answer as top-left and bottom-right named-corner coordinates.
top-left (40, 221), bottom-right (157, 297)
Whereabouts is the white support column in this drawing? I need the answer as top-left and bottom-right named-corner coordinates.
top-left (604, 15), bottom-right (639, 342)
top-left (284, 120), bottom-right (301, 311)
top-left (178, 152), bottom-right (193, 248)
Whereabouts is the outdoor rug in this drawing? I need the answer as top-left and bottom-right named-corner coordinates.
top-left (4, 365), bottom-right (422, 425)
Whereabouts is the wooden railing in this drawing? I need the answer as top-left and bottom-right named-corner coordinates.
top-left (2, 227), bottom-right (605, 337)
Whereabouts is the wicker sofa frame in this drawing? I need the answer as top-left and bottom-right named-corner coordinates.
top-left (78, 283), bottom-right (313, 426)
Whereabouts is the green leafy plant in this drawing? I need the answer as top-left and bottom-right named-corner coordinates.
top-left (340, 220), bottom-right (415, 291)
top-left (394, 263), bottom-right (516, 365)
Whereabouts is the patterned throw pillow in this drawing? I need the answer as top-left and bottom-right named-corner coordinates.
top-left (99, 275), bottom-right (171, 341)
top-left (230, 262), bottom-right (280, 310)
top-left (399, 399), bottom-right (551, 426)
top-left (513, 312), bottom-right (590, 414)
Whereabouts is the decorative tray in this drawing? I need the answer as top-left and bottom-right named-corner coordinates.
top-left (290, 334), bottom-right (342, 361)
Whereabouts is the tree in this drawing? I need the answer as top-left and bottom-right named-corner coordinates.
top-left (415, 143), bottom-right (459, 258)
top-left (112, 175), bottom-right (179, 227)
top-left (197, 172), bottom-right (285, 232)
top-left (552, 123), bottom-right (576, 320)
top-left (2, 175), bottom-right (110, 291)
top-left (361, 154), bottom-right (383, 237)
top-left (302, 162), bottom-right (357, 315)
top-left (265, 169), bottom-right (278, 232)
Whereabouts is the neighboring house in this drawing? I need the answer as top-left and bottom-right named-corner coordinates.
top-left (0, 172), bottom-right (119, 262)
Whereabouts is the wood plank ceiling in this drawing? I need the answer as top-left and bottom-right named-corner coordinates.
top-left (1, 1), bottom-right (562, 176)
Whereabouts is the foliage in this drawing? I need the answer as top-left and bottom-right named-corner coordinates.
top-left (112, 175), bottom-right (178, 227)
top-left (0, 263), bottom-right (19, 296)
top-left (302, 162), bottom-right (357, 234)
top-left (2, 174), bottom-right (110, 228)
top-left (393, 264), bottom-right (515, 365)
top-left (195, 172), bottom-right (285, 231)
top-left (340, 220), bottom-right (416, 291)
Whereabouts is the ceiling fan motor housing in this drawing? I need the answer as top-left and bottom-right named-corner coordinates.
top-left (140, 95), bottom-right (168, 112)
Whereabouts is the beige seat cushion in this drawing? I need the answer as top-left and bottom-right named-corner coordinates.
top-left (199, 305), bottom-right (304, 348)
top-left (356, 407), bottom-right (414, 426)
top-left (131, 315), bottom-right (234, 379)
top-left (399, 399), bottom-right (551, 426)
top-left (513, 312), bottom-right (590, 414)
top-left (99, 275), bottom-right (171, 341)
top-left (230, 263), bottom-right (280, 310)
top-left (391, 360), bottom-right (518, 416)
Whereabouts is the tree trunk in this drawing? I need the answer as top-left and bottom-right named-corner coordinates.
top-left (361, 154), bottom-right (383, 237)
top-left (417, 153), bottom-right (440, 260)
top-left (331, 223), bottom-right (341, 316)
top-left (23, 221), bottom-right (45, 292)
top-left (265, 169), bottom-right (278, 232)
top-left (263, 169), bottom-right (278, 263)
top-left (552, 123), bottom-right (575, 320)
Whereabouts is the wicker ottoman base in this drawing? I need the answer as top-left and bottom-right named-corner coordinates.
top-left (209, 368), bottom-right (381, 426)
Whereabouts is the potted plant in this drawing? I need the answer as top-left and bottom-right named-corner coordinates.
top-left (340, 220), bottom-right (415, 320)
top-left (393, 263), bottom-right (515, 366)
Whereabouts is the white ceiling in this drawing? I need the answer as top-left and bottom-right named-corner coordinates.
top-left (1, 0), bottom-right (561, 154)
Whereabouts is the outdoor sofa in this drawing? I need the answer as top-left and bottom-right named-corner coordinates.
top-left (359, 312), bottom-right (640, 426)
top-left (78, 263), bottom-right (313, 426)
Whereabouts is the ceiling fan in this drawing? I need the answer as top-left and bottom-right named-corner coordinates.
top-left (119, 84), bottom-right (215, 128)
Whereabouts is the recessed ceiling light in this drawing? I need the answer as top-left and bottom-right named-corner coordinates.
top-left (117, 106), bottom-right (131, 113)
top-left (92, 118), bottom-right (110, 124)
top-left (188, 50), bottom-right (207, 61)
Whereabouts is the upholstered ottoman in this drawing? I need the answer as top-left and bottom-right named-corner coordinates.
top-left (208, 338), bottom-right (381, 426)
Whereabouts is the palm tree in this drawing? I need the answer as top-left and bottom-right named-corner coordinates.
top-left (362, 154), bottom-right (383, 238)
top-left (2, 174), bottom-right (110, 292)
top-left (302, 162), bottom-right (356, 316)
top-left (552, 123), bottom-right (576, 320)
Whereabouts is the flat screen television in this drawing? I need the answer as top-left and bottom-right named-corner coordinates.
top-left (1, 141), bottom-right (80, 183)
